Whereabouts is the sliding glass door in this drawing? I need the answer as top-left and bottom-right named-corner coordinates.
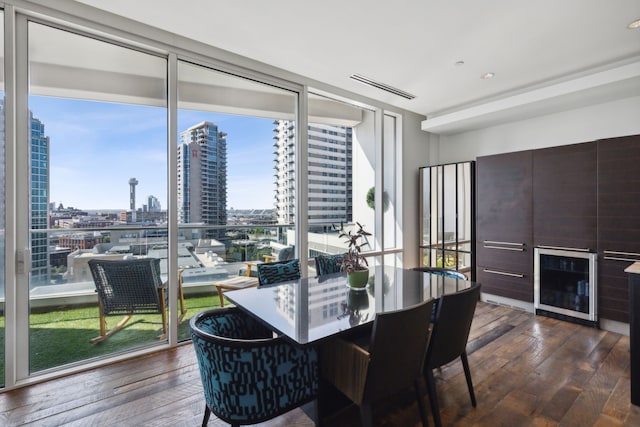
top-left (24, 21), bottom-right (168, 374)
top-left (175, 60), bottom-right (298, 340)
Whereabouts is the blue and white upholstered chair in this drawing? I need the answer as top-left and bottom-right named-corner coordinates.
top-left (256, 258), bottom-right (301, 286)
top-left (315, 253), bottom-right (346, 276)
top-left (190, 307), bottom-right (318, 427)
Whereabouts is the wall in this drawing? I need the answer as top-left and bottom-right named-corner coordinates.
top-left (435, 96), bottom-right (640, 163)
top-left (402, 111), bottom-right (431, 267)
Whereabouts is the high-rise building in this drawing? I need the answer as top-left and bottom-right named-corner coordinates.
top-left (177, 121), bottom-right (227, 237)
top-left (274, 120), bottom-right (352, 231)
top-left (146, 195), bottom-right (161, 212)
top-left (30, 111), bottom-right (50, 285)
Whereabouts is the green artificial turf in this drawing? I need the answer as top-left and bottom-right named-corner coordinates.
top-left (0, 293), bottom-right (224, 384)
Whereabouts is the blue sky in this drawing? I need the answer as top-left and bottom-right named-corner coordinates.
top-left (30, 96), bottom-right (277, 211)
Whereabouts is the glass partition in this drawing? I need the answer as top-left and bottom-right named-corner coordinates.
top-left (419, 161), bottom-right (475, 279)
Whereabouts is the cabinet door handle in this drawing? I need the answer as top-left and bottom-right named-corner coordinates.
top-left (483, 268), bottom-right (525, 278)
top-left (538, 245), bottom-right (591, 252)
top-left (483, 241), bottom-right (524, 247)
top-left (604, 250), bottom-right (640, 257)
top-left (483, 245), bottom-right (525, 251)
top-left (603, 250), bottom-right (640, 262)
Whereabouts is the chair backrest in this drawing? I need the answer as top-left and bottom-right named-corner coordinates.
top-left (256, 259), bottom-right (301, 286)
top-left (363, 299), bottom-right (435, 403)
top-left (415, 266), bottom-right (467, 280)
top-left (190, 307), bottom-right (318, 425)
top-left (88, 258), bottom-right (163, 315)
top-left (425, 284), bottom-right (481, 369)
top-left (276, 245), bottom-right (295, 261)
top-left (315, 253), bottom-right (346, 276)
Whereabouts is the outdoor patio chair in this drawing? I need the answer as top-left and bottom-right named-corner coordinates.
top-left (190, 307), bottom-right (318, 427)
top-left (315, 253), bottom-right (346, 276)
top-left (424, 284), bottom-right (480, 427)
top-left (88, 258), bottom-right (168, 343)
top-left (321, 299), bottom-right (435, 427)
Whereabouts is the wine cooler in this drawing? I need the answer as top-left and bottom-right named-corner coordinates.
top-left (534, 247), bottom-right (598, 327)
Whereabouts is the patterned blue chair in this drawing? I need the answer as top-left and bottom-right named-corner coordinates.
top-left (315, 253), bottom-right (346, 276)
top-left (415, 266), bottom-right (467, 280)
top-left (190, 307), bottom-right (318, 427)
top-left (256, 258), bottom-right (301, 286)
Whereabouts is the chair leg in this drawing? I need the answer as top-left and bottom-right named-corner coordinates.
top-left (202, 404), bottom-right (211, 427)
top-left (90, 312), bottom-right (132, 343)
top-left (359, 403), bottom-right (373, 427)
top-left (425, 368), bottom-right (442, 427)
top-left (216, 286), bottom-right (225, 307)
top-left (177, 275), bottom-right (187, 323)
top-left (157, 289), bottom-right (168, 340)
top-left (414, 379), bottom-right (430, 427)
top-left (461, 351), bottom-right (477, 407)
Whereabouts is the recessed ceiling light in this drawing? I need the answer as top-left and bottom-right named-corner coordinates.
top-left (481, 72), bottom-right (495, 80)
top-left (454, 60), bottom-right (465, 67)
top-left (628, 19), bottom-right (640, 29)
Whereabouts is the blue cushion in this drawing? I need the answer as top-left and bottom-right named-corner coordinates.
top-left (257, 259), bottom-right (301, 286)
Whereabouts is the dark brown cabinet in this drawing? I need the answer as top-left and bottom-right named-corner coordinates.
top-left (475, 134), bottom-right (640, 321)
top-left (476, 150), bottom-right (533, 302)
top-left (597, 134), bottom-right (640, 323)
top-left (533, 142), bottom-right (597, 251)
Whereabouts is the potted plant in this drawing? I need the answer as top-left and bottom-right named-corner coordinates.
top-left (334, 222), bottom-right (372, 289)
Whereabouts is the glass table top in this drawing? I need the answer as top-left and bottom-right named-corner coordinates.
top-left (226, 266), bottom-right (477, 346)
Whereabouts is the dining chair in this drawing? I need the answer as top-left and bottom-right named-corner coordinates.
top-left (256, 258), bottom-right (301, 286)
top-left (321, 299), bottom-right (435, 427)
top-left (190, 307), bottom-right (318, 427)
top-left (87, 258), bottom-right (167, 343)
top-left (423, 284), bottom-right (481, 427)
top-left (315, 253), bottom-right (346, 276)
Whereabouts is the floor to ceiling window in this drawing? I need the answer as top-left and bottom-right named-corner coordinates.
top-left (176, 60), bottom-right (298, 340)
top-left (0, 9), bottom-right (5, 387)
top-left (0, 5), bottom-right (404, 389)
top-left (23, 21), bottom-right (168, 375)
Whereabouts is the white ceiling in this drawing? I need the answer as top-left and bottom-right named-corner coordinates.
top-left (73, 0), bottom-right (640, 132)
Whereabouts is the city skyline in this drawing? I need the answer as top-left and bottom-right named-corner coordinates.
top-left (29, 96), bottom-right (277, 211)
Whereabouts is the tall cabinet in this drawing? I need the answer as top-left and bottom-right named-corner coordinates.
top-left (475, 134), bottom-right (640, 324)
top-left (598, 134), bottom-right (640, 323)
top-left (476, 151), bottom-right (533, 302)
top-left (419, 161), bottom-right (475, 279)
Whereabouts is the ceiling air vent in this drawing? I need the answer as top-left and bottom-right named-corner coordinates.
top-left (349, 73), bottom-right (416, 100)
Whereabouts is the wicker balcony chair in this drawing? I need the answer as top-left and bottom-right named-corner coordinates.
top-left (88, 258), bottom-right (168, 343)
top-left (190, 307), bottom-right (318, 427)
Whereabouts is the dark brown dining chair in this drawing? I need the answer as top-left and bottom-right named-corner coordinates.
top-left (321, 299), bottom-right (435, 427)
top-left (424, 284), bottom-right (481, 427)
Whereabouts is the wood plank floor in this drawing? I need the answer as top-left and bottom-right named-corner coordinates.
top-left (1, 301), bottom-right (639, 426)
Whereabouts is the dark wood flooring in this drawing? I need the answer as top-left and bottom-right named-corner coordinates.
top-left (1, 302), bottom-right (639, 426)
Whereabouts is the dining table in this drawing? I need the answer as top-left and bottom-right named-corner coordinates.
top-left (225, 265), bottom-right (478, 347)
